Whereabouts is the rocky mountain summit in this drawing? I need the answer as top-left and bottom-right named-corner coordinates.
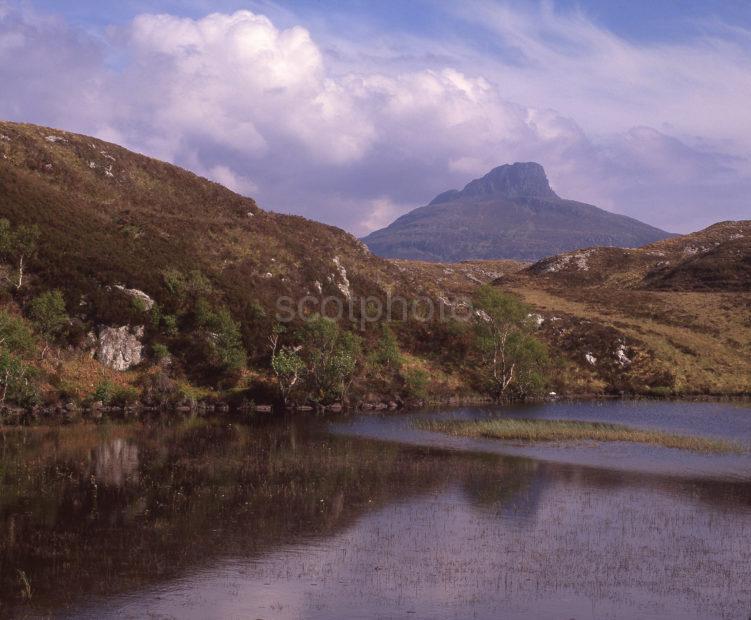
top-left (362, 162), bottom-right (673, 262)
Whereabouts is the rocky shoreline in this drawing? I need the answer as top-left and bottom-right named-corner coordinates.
top-left (2, 391), bottom-right (749, 427)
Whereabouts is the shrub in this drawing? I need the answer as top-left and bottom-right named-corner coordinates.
top-left (27, 290), bottom-right (69, 349)
top-left (402, 367), bottom-right (429, 400)
top-left (151, 342), bottom-right (170, 361)
top-left (199, 305), bottom-right (247, 372)
top-left (370, 324), bottom-right (402, 372)
top-left (92, 380), bottom-right (115, 404)
top-left (161, 314), bottom-right (179, 337)
top-left (0, 350), bottom-right (38, 405)
top-left (296, 315), bottom-right (361, 404)
top-left (139, 370), bottom-right (178, 406)
top-left (111, 385), bottom-right (139, 406)
top-left (0, 309), bottom-right (36, 356)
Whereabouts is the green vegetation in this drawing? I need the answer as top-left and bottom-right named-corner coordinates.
top-left (0, 218), bottom-right (39, 290)
top-left (151, 342), bottom-right (170, 361)
top-left (269, 326), bottom-right (304, 405)
top-left (0, 309), bottom-right (39, 406)
top-left (370, 324), bottom-right (403, 371)
top-left (402, 367), bottom-right (429, 400)
top-left (0, 120), bottom-right (747, 411)
top-left (194, 301), bottom-right (247, 373)
top-left (472, 285), bottom-right (549, 399)
top-left (89, 379), bottom-right (139, 407)
top-left (0, 349), bottom-right (37, 405)
top-left (0, 309), bottom-right (36, 356)
top-left (296, 316), bottom-right (361, 404)
top-left (27, 290), bottom-right (69, 356)
top-left (416, 418), bottom-right (741, 453)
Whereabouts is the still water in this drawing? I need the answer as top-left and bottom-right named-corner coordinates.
top-left (1, 401), bottom-right (750, 619)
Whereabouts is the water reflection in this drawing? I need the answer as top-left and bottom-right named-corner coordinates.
top-left (92, 439), bottom-right (139, 487)
top-left (0, 403), bottom-right (749, 619)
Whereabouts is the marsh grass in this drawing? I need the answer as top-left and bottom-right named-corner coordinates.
top-left (415, 418), bottom-right (742, 453)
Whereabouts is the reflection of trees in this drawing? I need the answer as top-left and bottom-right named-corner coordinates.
top-left (459, 454), bottom-right (751, 528)
top-left (0, 419), bottom-right (451, 615)
top-left (1, 419), bottom-right (750, 617)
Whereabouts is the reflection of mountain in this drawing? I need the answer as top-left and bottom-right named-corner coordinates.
top-left (1, 418), bottom-right (750, 617)
top-left (459, 456), bottom-right (549, 526)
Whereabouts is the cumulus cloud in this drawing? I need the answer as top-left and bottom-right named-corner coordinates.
top-left (0, 2), bottom-right (749, 235)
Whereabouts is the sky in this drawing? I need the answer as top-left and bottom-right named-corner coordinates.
top-left (1, 1), bottom-right (750, 235)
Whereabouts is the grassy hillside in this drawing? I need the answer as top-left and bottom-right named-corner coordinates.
top-left (0, 120), bottom-right (748, 415)
top-left (498, 222), bottom-right (751, 395)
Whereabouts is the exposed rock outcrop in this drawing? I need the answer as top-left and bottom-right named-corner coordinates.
top-left (96, 326), bottom-right (144, 371)
top-left (113, 285), bottom-right (155, 311)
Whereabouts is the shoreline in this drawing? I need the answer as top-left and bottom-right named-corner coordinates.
top-left (1, 392), bottom-right (749, 429)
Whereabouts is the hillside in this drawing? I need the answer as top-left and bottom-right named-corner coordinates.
top-left (362, 162), bottom-right (673, 261)
top-left (493, 221), bottom-right (751, 395)
top-left (0, 122), bottom-right (409, 312)
top-left (519, 220), bottom-right (751, 291)
top-left (0, 120), bottom-right (748, 413)
top-left (0, 120), bottom-right (445, 407)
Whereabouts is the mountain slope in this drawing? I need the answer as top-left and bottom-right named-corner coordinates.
top-left (0, 121), bottom-right (411, 317)
top-left (518, 220), bottom-right (751, 291)
top-left (362, 162), bottom-right (673, 262)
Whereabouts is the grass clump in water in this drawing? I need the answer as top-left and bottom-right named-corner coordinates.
top-left (415, 418), bottom-right (741, 453)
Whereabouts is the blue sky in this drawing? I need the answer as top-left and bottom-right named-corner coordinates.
top-left (2, 0), bottom-right (751, 233)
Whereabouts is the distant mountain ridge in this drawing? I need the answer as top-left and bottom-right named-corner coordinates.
top-left (362, 162), bottom-right (674, 262)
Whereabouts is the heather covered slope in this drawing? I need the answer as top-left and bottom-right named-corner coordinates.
top-left (521, 220), bottom-right (751, 291)
top-left (0, 121), bottom-right (410, 323)
top-left (362, 162), bottom-right (673, 261)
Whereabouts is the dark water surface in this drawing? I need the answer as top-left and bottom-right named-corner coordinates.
top-left (1, 401), bottom-right (750, 619)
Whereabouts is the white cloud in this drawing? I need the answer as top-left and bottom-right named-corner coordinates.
top-left (205, 164), bottom-right (258, 196)
top-left (361, 197), bottom-right (409, 233)
top-left (1, 3), bottom-right (750, 236)
top-left (121, 10), bottom-right (374, 165)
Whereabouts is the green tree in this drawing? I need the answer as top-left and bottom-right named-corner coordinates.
top-left (196, 303), bottom-right (247, 372)
top-left (0, 219), bottom-right (40, 290)
top-left (0, 309), bottom-right (37, 356)
top-left (297, 316), bottom-right (361, 404)
top-left (269, 326), bottom-right (304, 405)
top-left (27, 290), bottom-right (69, 357)
top-left (472, 285), bottom-right (548, 399)
top-left (0, 350), bottom-right (37, 405)
top-left (162, 268), bottom-right (212, 311)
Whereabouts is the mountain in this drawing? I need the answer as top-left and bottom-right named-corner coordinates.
top-left (362, 162), bottom-right (674, 262)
